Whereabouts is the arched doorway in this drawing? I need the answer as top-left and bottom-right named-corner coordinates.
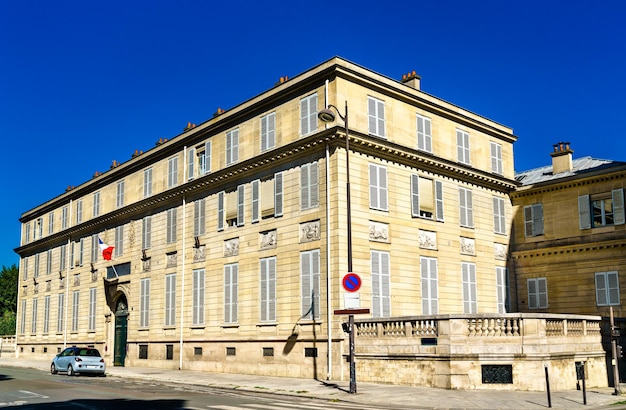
top-left (113, 294), bottom-right (128, 366)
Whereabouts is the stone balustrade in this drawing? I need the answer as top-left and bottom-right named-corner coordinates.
top-left (349, 314), bottom-right (607, 391)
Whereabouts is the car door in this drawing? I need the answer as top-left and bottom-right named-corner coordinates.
top-left (56, 348), bottom-right (73, 371)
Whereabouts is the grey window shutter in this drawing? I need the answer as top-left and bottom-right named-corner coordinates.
top-left (608, 272), bottom-right (620, 305)
top-left (534, 204), bottom-right (544, 235)
top-left (308, 94), bottom-right (317, 135)
top-left (538, 278), bottom-right (548, 308)
top-left (205, 141), bottom-right (211, 173)
top-left (260, 261), bottom-right (268, 321)
top-left (237, 185), bottom-right (245, 226)
top-left (435, 181), bottom-right (444, 221)
top-left (368, 98), bottom-right (377, 135)
top-left (595, 273), bottom-right (607, 306)
top-left (369, 165), bottom-right (378, 209)
top-left (379, 167), bottom-right (388, 210)
top-left (268, 113), bottom-right (275, 148)
top-left (411, 174), bottom-right (420, 217)
top-left (301, 253), bottom-right (311, 318)
top-left (268, 258), bottom-right (276, 321)
top-left (459, 189), bottom-right (467, 227)
top-left (300, 98), bottom-right (308, 135)
top-left (578, 195), bottom-right (591, 230)
top-left (424, 118), bottom-right (432, 152)
top-left (613, 189), bottom-right (625, 225)
top-left (371, 253), bottom-right (380, 318)
top-left (466, 191), bottom-right (473, 227)
top-left (310, 162), bottom-right (319, 207)
top-left (301, 164), bottom-right (310, 209)
top-left (217, 191), bottom-right (224, 231)
top-left (381, 252), bottom-right (390, 317)
top-left (527, 279), bottom-right (537, 309)
top-left (524, 206), bottom-right (533, 237)
top-left (274, 172), bottom-right (283, 217)
top-left (251, 180), bottom-right (260, 223)
top-left (377, 99), bottom-right (385, 137)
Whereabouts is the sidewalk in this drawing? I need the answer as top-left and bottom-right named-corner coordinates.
top-left (1, 357), bottom-right (625, 409)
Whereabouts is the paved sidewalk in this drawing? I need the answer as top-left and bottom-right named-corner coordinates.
top-left (1, 357), bottom-right (625, 409)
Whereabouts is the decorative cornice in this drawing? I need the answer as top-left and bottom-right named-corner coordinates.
top-left (512, 240), bottom-right (626, 260)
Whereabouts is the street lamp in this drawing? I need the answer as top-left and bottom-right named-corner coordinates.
top-left (319, 101), bottom-right (359, 394)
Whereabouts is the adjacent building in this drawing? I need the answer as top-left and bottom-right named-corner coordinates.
top-left (15, 57), bottom-right (519, 380)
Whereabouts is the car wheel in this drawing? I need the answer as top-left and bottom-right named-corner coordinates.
top-left (67, 365), bottom-right (75, 376)
top-left (50, 363), bottom-right (57, 375)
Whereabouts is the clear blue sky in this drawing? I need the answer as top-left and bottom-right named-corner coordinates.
top-left (1, 0), bottom-right (624, 267)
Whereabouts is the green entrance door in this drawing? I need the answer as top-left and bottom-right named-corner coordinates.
top-left (113, 296), bottom-right (128, 366)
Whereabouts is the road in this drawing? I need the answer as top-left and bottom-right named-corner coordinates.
top-left (0, 367), bottom-right (398, 409)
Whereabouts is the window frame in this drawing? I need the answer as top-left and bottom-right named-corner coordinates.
top-left (168, 156), bottom-right (178, 188)
top-left (493, 196), bottom-right (506, 234)
top-left (300, 249), bottom-right (321, 320)
top-left (143, 168), bottom-right (153, 198)
top-left (369, 163), bottom-right (388, 211)
top-left (416, 113), bottom-right (432, 152)
top-left (456, 129), bottom-right (470, 165)
top-left (490, 141), bottom-right (503, 175)
top-left (462, 262), bottom-right (477, 314)
top-left (261, 112), bottom-right (276, 152)
top-left (300, 93), bottom-right (318, 136)
top-left (165, 273), bottom-right (176, 326)
top-left (527, 277), bottom-right (548, 309)
top-left (260, 257), bottom-right (276, 322)
top-left (595, 271), bottom-right (620, 306)
top-left (459, 187), bottom-right (474, 228)
top-left (367, 96), bottom-right (386, 138)
top-left (421, 257), bottom-right (438, 314)
top-left (226, 129), bottom-right (239, 165)
top-left (224, 263), bottom-right (238, 324)
top-left (192, 269), bottom-right (205, 325)
top-left (301, 162), bottom-right (319, 210)
top-left (371, 250), bottom-right (391, 318)
top-left (140, 278), bottom-right (150, 328)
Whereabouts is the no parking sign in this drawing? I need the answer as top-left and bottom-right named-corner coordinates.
top-left (342, 273), bottom-right (361, 292)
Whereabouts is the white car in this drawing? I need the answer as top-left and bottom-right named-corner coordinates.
top-left (51, 346), bottom-right (106, 376)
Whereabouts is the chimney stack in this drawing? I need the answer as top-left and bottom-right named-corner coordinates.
top-left (401, 70), bottom-right (421, 90)
top-left (550, 142), bottom-right (574, 174)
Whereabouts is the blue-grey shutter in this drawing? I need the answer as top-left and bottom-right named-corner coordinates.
top-left (379, 166), bottom-right (388, 210)
top-left (251, 180), bottom-right (260, 223)
top-left (205, 141), bottom-right (211, 173)
top-left (377, 99), bottom-right (385, 137)
top-left (371, 252), bottom-right (381, 317)
top-left (424, 117), bottom-right (432, 152)
top-left (310, 162), bottom-right (319, 207)
top-left (187, 148), bottom-right (195, 180)
top-left (301, 164), bottom-right (310, 209)
top-left (300, 97), bottom-right (308, 135)
top-left (301, 252), bottom-right (311, 318)
top-left (217, 191), bottom-right (224, 231)
top-left (368, 97), bottom-right (377, 135)
top-left (595, 273), bottom-right (607, 306)
top-left (411, 174), bottom-right (420, 217)
top-left (524, 206), bottom-right (533, 237)
top-left (435, 180), bottom-right (444, 221)
top-left (613, 189), bottom-right (625, 225)
top-left (527, 279), bottom-right (537, 309)
top-left (381, 252), bottom-right (390, 317)
top-left (538, 278), bottom-right (548, 308)
top-left (533, 204), bottom-right (544, 235)
top-left (274, 172), bottom-right (283, 217)
top-left (237, 185), bottom-right (244, 226)
top-left (369, 165), bottom-right (378, 209)
top-left (608, 272), bottom-right (620, 305)
top-left (578, 195), bottom-right (590, 230)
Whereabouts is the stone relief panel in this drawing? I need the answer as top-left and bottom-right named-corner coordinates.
top-left (300, 221), bottom-right (320, 243)
top-left (494, 243), bottom-right (507, 260)
top-left (224, 238), bottom-right (239, 257)
top-left (460, 237), bottom-right (475, 255)
top-left (419, 230), bottom-right (437, 250)
top-left (166, 252), bottom-right (177, 268)
top-left (369, 221), bottom-right (389, 242)
top-left (193, 245), bottom-right (206, 262)
top-left (261, 230), bottom-right (277, 250)
top-left (143, 258), bottom-right (151, 272)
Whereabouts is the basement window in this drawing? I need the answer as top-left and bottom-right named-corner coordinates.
top-left (482, 365), bottom-right (513, 384)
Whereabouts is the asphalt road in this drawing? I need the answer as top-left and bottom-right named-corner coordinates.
top-left (0, 367), bottom-right (396, 409)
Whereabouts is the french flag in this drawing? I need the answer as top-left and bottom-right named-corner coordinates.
top-left (98, 237), bottom-right (114, 261)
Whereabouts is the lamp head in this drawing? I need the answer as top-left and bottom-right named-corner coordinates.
top-left (318, 108), bottom-right (336, 123)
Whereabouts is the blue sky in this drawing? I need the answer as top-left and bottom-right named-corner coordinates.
top-left (1, 0), bottom-right (625, 267)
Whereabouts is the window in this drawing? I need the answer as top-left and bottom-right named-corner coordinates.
top-left (421, 257), bottom-right (438, 314)
top-left (143, 168), bottom-right (153, 198)
top-left (140, 278), bottom-right (150, 327)
top-left (456, 129), bottom-right (470, 165)
top-left (46, 250), bottom-right (52, 275)
top-left (72, 290), bottom-right (79, 331)
top-left (524, 203), bottom-right (544, 237)
top-left (88, 288), bottom-right (96, 331)
top-left (22, 257), bottom-right (28, 280)
top-left (411, 175), bottom-right (444, 220)
top-left (166, 344), bottom-right (173, 360)
top-left (490, 142), bottom-right (503, 175)
top-left (139, 345), bottom-right (148, 359)
top-left (579, 189), bottom-right (625, 229)
top-left (114, 226), bottom-right (123, 257)
top-left (226, 129), bottom-right (239, 165)
top-left (224, 263), bottom-right (238, 324)
top-left (187, 148), bottom-right (195, 180)
top-left (301, 162), bottom-right (319, 210)
top-left (416, 114), bottom-right (432, 152)
top-left (91, 234), bottom-right (99, 263)
top-left (165, 273), bottom-right (176, 326)
top-left (368, 96), bottom-right (385, 138)
top-left (193, 269), bottom-right (205, 325)
top-left (43, 295), bottom-right (50, 334)
top-left (493, 197), bottom-right (506, 234)
top-left (31, 298), bottom-right (38, 334)
top-left (142, 216), bottom-right (152, 250)
top-left (93, 192), bottom-right (100, 218)
top-left (527, 278), bottom-right (548, 309)
top-left (260, 257), bottom-right (276, 322)
top-left (62, 206), bottom-right (69, 229)
top-left (261, 112), bottom-right (276, 151)
top-left (20, 300), bottom-right (26, 334)
top-left (198, 141), bottom-right (211, 175)
top-left (76, 200), bottom-right (83, 224)
top-left (369, 164), bottom-right (388, 211)
top-left (462, 263), bottom-right (477, 314)
top-left (459, 187), bottom-right (474, 228)
top-left (300, 249), bottom-right (320, 320)
top-left (595, 271), bottom-right (620, 306)
top-left (300, 93), bottom-right (317, 136)
top-left (116, 181), bottom-right (125, 209)
top-left (34, 254), bottom-right (40, 278)
top-left (251, 173), bottom-right (283, 223)
top-left (371, 251), bottom-right (390, 318)
top-left (168, 156), bottom-right (178, 188)
top-left (48, 212), bottom-right (54, 235)
top-left (496, 267), bottom-right (509, 313)
top-left (57, 294), bottom-right (64, 333)
top-left (25, 223), bottom-right (30, 244)
top-left (251, 180), bottom-right (260, 223)
top-left (167, 208), bottom-right (177, 243)
top-left (194, 199), bottom-right (206, 237)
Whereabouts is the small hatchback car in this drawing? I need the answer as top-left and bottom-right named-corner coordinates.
top-left (51, 346), bottom-right (106, 376)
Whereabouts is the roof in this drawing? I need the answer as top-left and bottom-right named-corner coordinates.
top-left (515, 156), bottom-right (626, 186)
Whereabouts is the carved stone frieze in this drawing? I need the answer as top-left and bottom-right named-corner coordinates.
top-left (419, 230), bottom-right (437, 249)
top-left (193, 245), bottom-right (206, 262)
top-left (260, 231), bottom-right (277, 249)
top-left (494, 243), bottom-right (507, 260)
top-left (369, 221), bottom-right (389, 242)
top-left (460, 237), bottom-right (475, 255)
top-left (300, 221), bottom-right (320, 243)
top-left (166, 252), bottom-right (177, 268)
top-left (224, 238), bottom-right (239, 257)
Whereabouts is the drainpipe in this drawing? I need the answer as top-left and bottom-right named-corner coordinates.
top-left (180, 147), bottom-right (187, 370)
top-left (324, 79), bottom-right (333, 380)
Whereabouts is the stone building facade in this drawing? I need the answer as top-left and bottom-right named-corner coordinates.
top-left (15, 57), bottom-right (518, 380)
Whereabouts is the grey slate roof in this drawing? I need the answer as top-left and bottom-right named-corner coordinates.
top-left (515, 156), bottom-right (625, 186)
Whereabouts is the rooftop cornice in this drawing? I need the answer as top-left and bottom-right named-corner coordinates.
top-left (511, 169), bottom-right (626, 199)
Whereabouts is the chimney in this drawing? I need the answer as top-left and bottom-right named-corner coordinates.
top-left (401, 70), bottom-right (421, 90)
top-left (550, 142), bottom-right (574, 174)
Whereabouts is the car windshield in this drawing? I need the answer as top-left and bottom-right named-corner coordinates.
top-left (78, 348), bottom-right (101, 357)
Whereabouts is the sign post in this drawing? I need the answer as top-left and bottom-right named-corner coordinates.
top-left (335, 307), bottom-right (369, 394)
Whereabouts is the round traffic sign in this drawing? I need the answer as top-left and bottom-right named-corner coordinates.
top-left (342, 273), bottom-right (361, 292)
